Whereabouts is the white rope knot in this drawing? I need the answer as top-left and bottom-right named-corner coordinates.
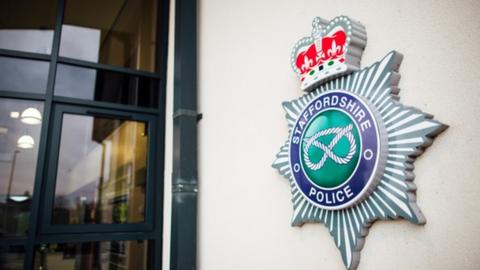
top-left (303, 124), bottom-right (357, 171)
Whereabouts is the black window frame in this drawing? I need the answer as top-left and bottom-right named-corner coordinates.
top-left (41, 104), bottom-right (157, 234)
top-left (0, 0), bottom-right (170, 269)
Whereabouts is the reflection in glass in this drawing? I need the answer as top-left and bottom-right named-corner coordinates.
top-left (35, 241), bottom-right (149, 270)
top-left (55, 64), bottom-right (159, 108)
top-left (0, 246), bottom-right (25, 270)
top-left (17, 135), bottom-right (35, 149)
top-left (20, 107), bottom-right (42, 125)
top-left (0, 0), bottom-right (57, 54)
top-left (0, 57), bottom-right (49, 94)
top-left (53, 114), bottom-right (148, 225)
top-left (60, 0), bottom-right (159, 72)
top-left (0, 99), bottom-right (43, 237)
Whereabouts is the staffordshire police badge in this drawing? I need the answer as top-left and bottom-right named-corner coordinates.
top-left (272, 16), bottom-right (447, 269)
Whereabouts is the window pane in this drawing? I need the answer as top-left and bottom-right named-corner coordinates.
top-left (53, 114), bottom-right (148, 225)
top-left (0, 99), bottom-right (43, 237)
top-left (35, 241), bottom-right (149, 270)
top-left (60, 0), bottom-right (159, 72)
top-left (0, 246), bottom-right (25, 270)
top-left (55, 64), bottom-right (159, 108)
top-left (0, 56), bottom-right (49, 94)
top-left (0, 0), bottom-right (56, 54)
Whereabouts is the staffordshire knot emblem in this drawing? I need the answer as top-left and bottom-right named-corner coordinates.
top-left (303, 123), bottom-right (357, 171)
top-left (273, 15), bottom-right (447, 270)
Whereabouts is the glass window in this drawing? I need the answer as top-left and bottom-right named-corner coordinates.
top-left (35, 240), bottom-right (150, 269)
top-left (0, 246), bottom-right (25, 270)
top-left (0, 98), bottom-right (43, 237)
top-left (0, 57), bottom-right (49, 94)
top-left (53, 114), bottom-right (148, 225)
top-left (60, 0), bottom-right (159, 72)
top-left (0, 0), bottom-right (57, 54)
top-left (54, 64), bottom-right (159, 108)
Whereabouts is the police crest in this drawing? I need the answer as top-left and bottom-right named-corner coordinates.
top-left (272, 16), bottom-right (447, 269)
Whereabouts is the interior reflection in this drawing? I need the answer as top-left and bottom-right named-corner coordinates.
top-left (0, 98), bottom-right (43, 237)
top-left (61, 0), bottom-right (159, 72)
top-left (0, 0), bottom-right (57, 54)
top-left (54, 64), bottom-right (159, 108)
top-left (53, 114), bottom-right (148, 225)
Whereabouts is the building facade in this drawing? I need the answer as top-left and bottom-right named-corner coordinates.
top-left (1, 0), bottom-right (480, 269)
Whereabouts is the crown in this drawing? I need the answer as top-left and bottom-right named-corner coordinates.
top-left (291, 16), bottom-right (367, 91)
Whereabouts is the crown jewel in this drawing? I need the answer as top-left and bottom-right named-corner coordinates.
top-left (291, 16), bottom-right (367, 91)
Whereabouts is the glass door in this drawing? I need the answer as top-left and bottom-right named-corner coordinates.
top-left (35, 105), bottom-right (158, 269)
top-left (42, 105), bottom-right (156, 234)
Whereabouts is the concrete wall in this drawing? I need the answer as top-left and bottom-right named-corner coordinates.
top-left (165, 0), bottom-right (480, 269)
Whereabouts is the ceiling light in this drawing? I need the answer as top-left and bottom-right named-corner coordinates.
top-left (20, 108), bottom-right (42, 125)
top-left (10, 111), bottom-right (19, 118)
top-left (17, 135), bottom-right (35, 149)
top-left (9, 195), bottom-right (30, 202)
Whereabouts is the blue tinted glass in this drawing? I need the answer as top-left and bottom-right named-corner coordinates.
top-left (0, 56), bottom-right (49, 94)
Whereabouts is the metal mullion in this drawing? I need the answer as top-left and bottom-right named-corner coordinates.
top-left (155, 0), bottom-right (171, 78)
top-left (152, 85), bottom-right (166, 270)
top-left (41, 223), bottom-right (153, 235)
top-left (52, 95), bottom-right (159, 115)
top-left (152, 83), bottom-right (166, 268)
top-left (23, 0), bottom-right (65, 269)
top-left (0, 48), bottom-right (51, 61)
top-left (0, 90), bottom-right (45, 101)
top-left (58, 56), bottom-right (161, 79)
top-left (34, 231), bottom-right (156, 244)
top-left (38, 103), bottom-right (63, 236)
top-left (153, 0), bottom-right (171, 268)
top-left (0, 238), bottom-right (27, 246)
top-left (144, 109), bottom-right (159, 234)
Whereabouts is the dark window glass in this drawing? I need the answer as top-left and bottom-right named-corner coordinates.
top-left (0, 246), bottom-right (25, 270)
top-left (54, 64), bottom-right (159, 108)
top-left (60, 0), bottom-right (159, 72)
top-left (35, 241), bottom-right (149, 269)
top-left (53, 114), bottom-right (148, 225)
top-left (0, 0), bottom-right (57, 54)
top-left (0, 98), bottom-right (43, 237)
top-left (0, 57), bottom-right (49, 94)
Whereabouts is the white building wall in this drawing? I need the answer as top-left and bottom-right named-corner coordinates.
top-left (165, 0), bottom-right (480, 269)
